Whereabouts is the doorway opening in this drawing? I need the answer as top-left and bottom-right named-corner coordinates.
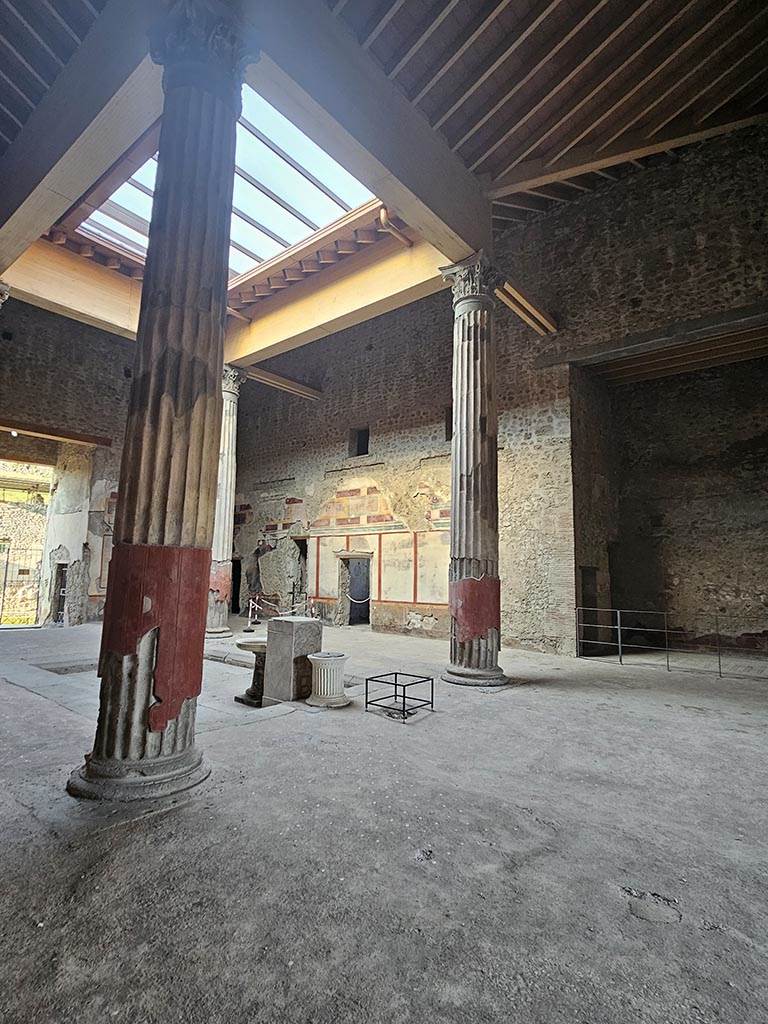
top-left (293, 538), bottom-right (308, 610)
top-left (0, 459), bottom-right (52, 626)
top-left (348, 556), bottom-right (370, 625)
top-left (231, 557), bottom-right (242, 615)
top-left (53, 563), bottom-right (68, 625)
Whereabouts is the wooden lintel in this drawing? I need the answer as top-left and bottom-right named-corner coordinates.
top-left (487, 112), bottom-right (768, 198)
top-left (245, 367), bottom-right (322, 401)
top-left (1, 419), bottom-right (112, 448)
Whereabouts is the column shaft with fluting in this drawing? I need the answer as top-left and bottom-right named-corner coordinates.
top-left (442, 252), bottom-right (507, 686)
top-left (206, 366), bottom-right (245, 636)
top-left (68, 1), bottom-right (251, 800)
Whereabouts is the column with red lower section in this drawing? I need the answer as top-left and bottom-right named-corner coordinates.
top-left (441, 252), bottom-right (508, 686)
top-left (68, 1), bottom-right (253, 799)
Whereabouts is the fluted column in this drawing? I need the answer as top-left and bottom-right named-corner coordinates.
top-left (67, 1), bottom-right (252, 800)
top-left (442, 251), bottom-right (507, 686)
top-left (206, 365), bottom-right (245, 637)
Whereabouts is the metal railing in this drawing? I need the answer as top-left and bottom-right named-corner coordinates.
top-left (576, 607), bottom-right (768, 680)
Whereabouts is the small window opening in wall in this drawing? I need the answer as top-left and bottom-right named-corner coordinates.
top-left (349, 426), bottom-right (369, 457)
top-left (445, 405), bottom-right (453, 442)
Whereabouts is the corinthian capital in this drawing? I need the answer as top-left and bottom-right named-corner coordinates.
top-left (149, 0), bottom-right (255, 111)
top-left (222, 364), bottom-right (247, 396)
top-left (440, 251), bottom-right (503, 306)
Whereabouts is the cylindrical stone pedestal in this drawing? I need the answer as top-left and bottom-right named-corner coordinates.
top-left (306, 652), bottom-right (350, 708)
top-left (67, 1), bottom-right (252, 800)
top-left (234, 639), bottom-right (267, 708)
top-left (207, 365), bottom-right (246, 638)
top-left (441, 252), bottom-right (507, 687)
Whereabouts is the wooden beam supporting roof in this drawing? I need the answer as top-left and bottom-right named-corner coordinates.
top-left (3, 238), bottom-right (141, 338)
top-left (245, 368), bottom-right (322, 402)
top-left (242, 0), bottom-right (491, 263)
top-left (224, 233), bottom-right (449, 367)
top-left (0, 0), bottom-right (162, 274)
top-left (487, 112), bottom-right (768, 198)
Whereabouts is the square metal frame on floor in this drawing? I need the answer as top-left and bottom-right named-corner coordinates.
top-left (364, 672), bottom-right (434, 723)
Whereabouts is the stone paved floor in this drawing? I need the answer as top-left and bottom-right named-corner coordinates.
top-left (1, 621), bottom-right (767, 1024)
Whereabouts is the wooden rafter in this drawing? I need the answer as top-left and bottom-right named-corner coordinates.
top-left (362, 0), bottom-right (407, 51)
top-left (544, 0), bottom-right (750, 166)
top-left (594, 0), bottom-right (748, 151)
top-left (410, 0), bottom-right (513, 105)
top-left (498, 0), bottom-right (699, 174)
top-left (447, 0), bottom-right (609, 150)
top-left (433, 0), bottom-right (567, 132)
top-left (487, 111), bottom-right (768, 198)
top-left (227, 199), bottom-right (385, 300)
top-left (245, 367), bottom-right (322, 401)
top-left (386, 0), bottom-right (462, 80)
top-left (652, 36), bottom-right (768, 135)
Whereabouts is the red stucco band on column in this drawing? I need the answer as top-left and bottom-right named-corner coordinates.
top-left (449, 575), bottom-right (501, 644)
top-left (209, 560), bottom-right (232, 604)
top-left (100, 543), bottom-right (211, 732)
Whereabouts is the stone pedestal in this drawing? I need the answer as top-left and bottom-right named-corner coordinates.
top-left (306, 652), bottom-right (350, 708)
top-left (207, 365), bottom-right (246, 638)
top-left (263, 616), bottom-right (322, 704)
top-left (441, 251), bottom-right (507, 687)
top-left (67, 1), bottom-right (252, 801)
top-left (234, 639), bottom-right (267, 707)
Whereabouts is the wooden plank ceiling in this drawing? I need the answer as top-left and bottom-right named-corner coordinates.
top-left (591, 323), bottom-right (768, 384)
top-left (327, 0), bottom-right (768, 227)
top-left (0, 0), bottom-right (106, 155)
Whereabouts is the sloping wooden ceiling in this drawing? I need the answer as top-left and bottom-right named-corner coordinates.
top-left (0, 0), bottom-right (106, 156)
top-left (327, 0), bottom-right (768, 227)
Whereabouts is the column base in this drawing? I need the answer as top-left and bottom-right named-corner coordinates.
top-left (205, 626), bottom-right (233, 639)
top-left (305, 693), bottom-right (352, 709)
top-left (66, 746), bottom-right (211, 802)
top-left (442, 663), bottom-right (508, 687)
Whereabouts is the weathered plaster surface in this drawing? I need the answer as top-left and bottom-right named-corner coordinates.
top-left (611, 359), bottom-right (768, 641)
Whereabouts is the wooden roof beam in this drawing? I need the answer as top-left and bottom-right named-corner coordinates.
top-left (245, 367), bottom-right (322, 401)
top-left (386, 0), bottom-right (462, 80)
top-left (496, 0), bottom-right (699, 174)
top-left (487, 111), bottom-right (768, 198)
top-left (433, 0), bottom-right (567, 133)
top-left (0, 0), bottom-right (162, 274)
top-left (410, 0), bottom-right (513, 105)
top-left (362, 0), bottom-right (408, 51)
top-left (595, 1), bottom-right (756, 151)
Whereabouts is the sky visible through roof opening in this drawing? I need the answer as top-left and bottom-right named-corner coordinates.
top-left (80, 85), bottom-right (374, 279)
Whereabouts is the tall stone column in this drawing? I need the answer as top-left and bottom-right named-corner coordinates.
top-left (206, 365), bottom-right (245, 637)
top-left (441, 251), bottom-right (507, 686)
top-left (67, 0), bottom-right (252, 800)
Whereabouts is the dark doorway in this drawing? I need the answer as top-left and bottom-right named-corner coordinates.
top-left (53, 563), bottom-right (68, 625)
top-left (348, 557), bottom-right (370, 625)
top-left (231, 557), bottom-right (241, 615)
top-left (294, 538), bottom-right (308, 606)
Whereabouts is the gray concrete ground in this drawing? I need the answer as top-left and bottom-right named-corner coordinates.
top-left (1, 620), bottom-right (766, 1024)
